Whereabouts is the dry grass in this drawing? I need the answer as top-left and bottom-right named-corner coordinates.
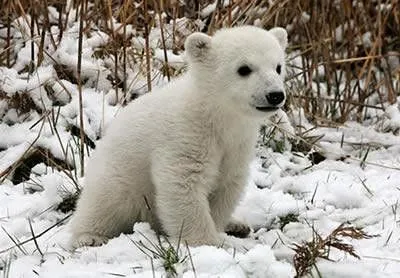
top-left (0, 0), bottom-right (397, 122)
top-left (292, 223), bottom-right (378, 278)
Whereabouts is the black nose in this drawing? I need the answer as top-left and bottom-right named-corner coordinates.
top-left (266, 91), bottom-right (285, 106)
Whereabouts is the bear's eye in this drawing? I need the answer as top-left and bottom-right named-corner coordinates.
top-left (237, 65), bottom-right (252, 77)
top-left (276, 64), bottom-right (282, 74)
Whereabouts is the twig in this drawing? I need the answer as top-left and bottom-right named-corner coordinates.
top-left (28, 218), bottom-right (43, 257)
top-left (77, 0), bottom-right (86, 177)
top-left (143, 0), bottom-right (152, 92)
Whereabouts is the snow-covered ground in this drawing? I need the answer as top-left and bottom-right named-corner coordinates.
top-left (1, 119), bottom-right (400, 277)
top-left (1, 2), bottom-right (400, 277)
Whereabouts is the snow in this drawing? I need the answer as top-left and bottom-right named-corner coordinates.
top-left (299, 12), bottom-right (310, 24)
top-left (154, 49), bottom-right (185, 68)
top-left (362, 31), bottom-right (372, 48)
top-left (238, 245), bottom-right (294, 277)
top-left (0, 66), bottom-right (56, 95)
top-left (201, 1), bottom-right (232, 18)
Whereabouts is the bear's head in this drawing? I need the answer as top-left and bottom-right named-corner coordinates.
top-left (185, 26), bottom-right (288, 117)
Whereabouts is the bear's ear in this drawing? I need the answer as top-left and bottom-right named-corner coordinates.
top-left (185, 32), bottom-right (212, 62)
top-left (269, 27), bottom-right (288, 50)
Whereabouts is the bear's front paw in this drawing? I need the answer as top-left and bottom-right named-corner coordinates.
top-left (225, 221), bottom-right (251, 238)
top-left (72, 233), bottom-right (109, 248)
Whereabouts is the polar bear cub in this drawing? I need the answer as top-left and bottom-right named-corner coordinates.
top-left (69, 25), bottom-right (288, 248)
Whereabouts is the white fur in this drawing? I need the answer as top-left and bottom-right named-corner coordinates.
top-left (69, 26), bottom-right (288, 247)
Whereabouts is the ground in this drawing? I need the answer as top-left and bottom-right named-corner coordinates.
top-left (1, 119), bottom-right (400, 277)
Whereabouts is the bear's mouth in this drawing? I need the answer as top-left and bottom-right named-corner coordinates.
top-left (255, 107), bottom-right (280, 112)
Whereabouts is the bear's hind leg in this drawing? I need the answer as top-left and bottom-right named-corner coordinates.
top-left (69, 184), bottom-right (141, 248)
